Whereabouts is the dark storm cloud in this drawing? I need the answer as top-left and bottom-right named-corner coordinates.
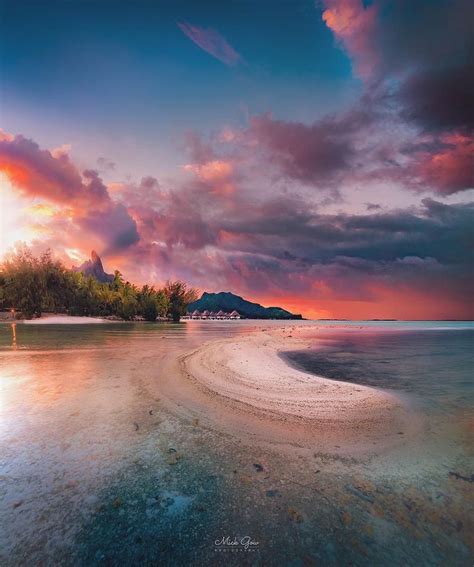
top-left (79, 203), bottom-right (140, 254)
top-left (216, 198), bottom-right (474, 268)
top-left (304, 0), bottom-right (474, 196)
top-left (376, 0), bottom-right (473, 72)
top-left (248, 108), bottom-right (373, 186)
top-left (399, 62), bottom-right (474, 135)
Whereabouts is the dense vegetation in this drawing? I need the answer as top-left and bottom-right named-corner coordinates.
top-left (0, 247), bottom-right (197, 321)
top-left (188, 291), bottom-right (302, 320)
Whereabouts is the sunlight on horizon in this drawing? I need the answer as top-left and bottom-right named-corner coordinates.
top-left (0, 174), bottom-right (39, 259)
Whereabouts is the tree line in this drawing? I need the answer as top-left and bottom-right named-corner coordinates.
top-left (0, 247), bottom-right (198, 321)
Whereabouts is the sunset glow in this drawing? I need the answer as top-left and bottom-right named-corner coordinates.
top-left (1, 0), bottom-right (472, 319)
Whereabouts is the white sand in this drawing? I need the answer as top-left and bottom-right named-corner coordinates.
top-left (175, 326), bottom-right (421, 455)
top-left (22, 315), bottom-right (109, 325)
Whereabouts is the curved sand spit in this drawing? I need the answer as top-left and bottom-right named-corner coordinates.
top-left (175, 326), bottom-right (421, 455)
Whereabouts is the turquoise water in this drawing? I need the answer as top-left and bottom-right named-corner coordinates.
top-left (0, 320), bottom-right (472, 565)
top-left (284, 326), bottom-right (474, 414)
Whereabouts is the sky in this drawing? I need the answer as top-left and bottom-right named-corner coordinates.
top-left (0, 0), bottom-right (473, 319)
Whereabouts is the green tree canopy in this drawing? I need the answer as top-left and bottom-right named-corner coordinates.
top-left (164, 280), bottom-right (198, 322)
top-left (0, 247), bottom-right (195, 322)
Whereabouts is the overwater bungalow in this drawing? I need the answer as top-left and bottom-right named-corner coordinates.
top-left (185, 309), bottom-right (241, 320)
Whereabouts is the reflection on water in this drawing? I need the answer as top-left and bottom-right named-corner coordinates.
top-left (9, 323), bottom-right (17, 350)
top-left (0, 320), bottom-right (473, 566)
top-left (284, 329), bottom-right (474, 413)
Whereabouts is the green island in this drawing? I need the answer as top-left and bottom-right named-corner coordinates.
top-left (0, 247), bottom-right (197, 322)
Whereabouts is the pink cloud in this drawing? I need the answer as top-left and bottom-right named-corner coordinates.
top-left (184, 159), bottom-right (235, 195)
top-left (0, 135), bottom-right (96, 207)
top-left (0, 133), bottom-right (139, 254)
top-left (177, 22), bottom-right (242, 66)
top-left (3, 126), bottom-right (473, 320)
top-left (322, 0), bottom-right (379, 79)
top-left (415, 134), bottom-right (474, 195)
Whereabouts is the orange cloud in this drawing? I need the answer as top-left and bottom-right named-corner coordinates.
top-left (27, 203), bottom-right (56, 217)
top-left (416, 134), bottom-right (474, 195)
top-left (184, 159), bottom-right (235, 195)
top-left (0, 129), bottom-right (14, 142)
top-left (0, 134), bottom-right (139, 256)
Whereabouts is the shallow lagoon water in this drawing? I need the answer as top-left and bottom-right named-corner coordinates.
top-left (0, 320), bottom-right (472, 565)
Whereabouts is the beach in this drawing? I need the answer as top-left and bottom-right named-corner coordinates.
top-left (173, 326), bottom-right (420, 457)
top-left (1, 320), bottom-right (472, 565)
top-left (21, 314), bottom-right (109, 325)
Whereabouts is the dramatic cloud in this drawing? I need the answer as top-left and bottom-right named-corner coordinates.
top-left (184, 160), bottom-right (236, 196)
top-left (0, 135), bottom-right (95, 206)
top-left (249, 113), bottom-right (354, 185)
top-left (241, 0), bottom-right (473, 196)
top-left (0, 134), bottom-right (139, 255)
top-left (106, 166), bottom-right (473, 318)
top-left (3, 128), bottom-right (472, 319)
top-left (2, 0), bottom-right (472, 319)
top-left (411, 134), bottom-right (474, 195)
top-left (399, 62), bottom-right (474, 135)
top-left (78, 203), bottom-right (140, 254)
top-left (177, 22), bottom-right (242, 66)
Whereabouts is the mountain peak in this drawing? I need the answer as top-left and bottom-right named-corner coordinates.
top-left (188, 291), bottom-right (302, 320)
top-left (75, 251), bottom-right (113, 283)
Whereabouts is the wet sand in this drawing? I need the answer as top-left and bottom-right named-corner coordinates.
top-left (158, 325), bottom-right (421, 457)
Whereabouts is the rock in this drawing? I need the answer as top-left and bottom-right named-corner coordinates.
top-left (167, 453), bottom-right (181, 465)
top-left (342, 511), bottom-right (352, 526)
top-left (288, 507), bottom-right (303, 523)
top-left (449, 471), bottom-right (474, 483)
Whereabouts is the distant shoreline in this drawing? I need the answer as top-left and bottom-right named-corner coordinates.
top-left (1, 312), bottom-right (472, 324)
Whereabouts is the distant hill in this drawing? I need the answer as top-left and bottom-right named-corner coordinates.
top-left (74, 251), bottom-right (114, 283)
top-left (188, 292), bottom-right (302, 320)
